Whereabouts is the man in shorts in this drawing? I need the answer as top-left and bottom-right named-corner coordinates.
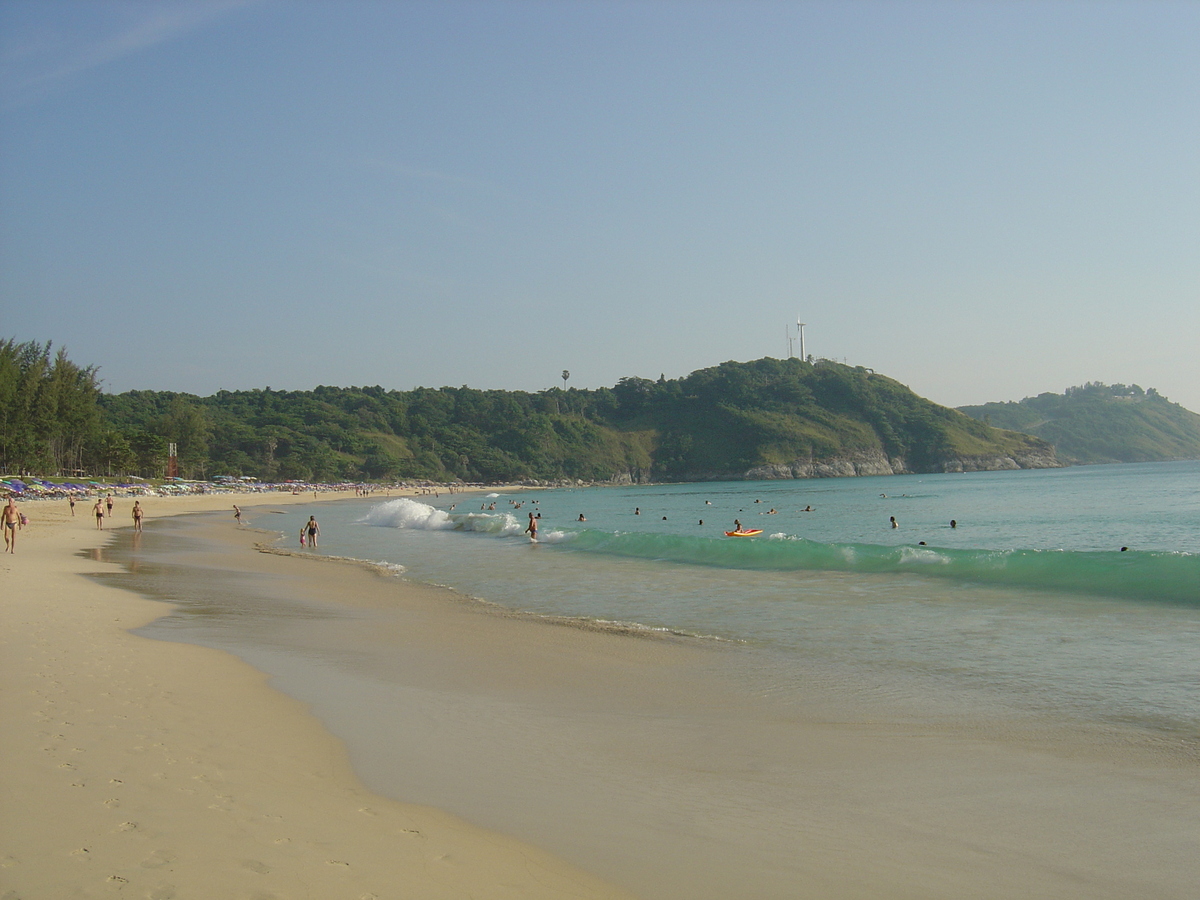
top-left (3, 497), bottom-right (20, 553)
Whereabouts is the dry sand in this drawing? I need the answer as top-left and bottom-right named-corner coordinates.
top-left (0, 490), bottom-right (634, 900)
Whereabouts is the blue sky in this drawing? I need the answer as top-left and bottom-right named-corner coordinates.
top-left (2, 0), bottom-right (1197, 412)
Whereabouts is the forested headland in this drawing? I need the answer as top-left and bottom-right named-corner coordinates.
top-left (959, 383), bottom-right (1200, 464)
top-left (3, 338), bottom-right (1058, 483)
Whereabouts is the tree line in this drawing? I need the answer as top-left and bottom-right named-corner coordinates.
top-left (3, 341), bottom-right (1053, 482)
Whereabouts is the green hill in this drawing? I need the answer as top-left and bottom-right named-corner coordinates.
top-left (3, 340), bottom-right (1059, 482)
top-left (92, 357), bottom-right (1054, 482)
top-left (958, 383), bottom-right (1200, 464)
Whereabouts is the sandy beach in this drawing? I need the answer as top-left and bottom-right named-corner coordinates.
top-left (0, 490), bottom-right (634, 900)
top-left (4, 489), bottom-right (1198, 899)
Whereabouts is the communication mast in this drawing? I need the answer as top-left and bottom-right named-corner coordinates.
top-left (798, 320), bottom-right (806, 362)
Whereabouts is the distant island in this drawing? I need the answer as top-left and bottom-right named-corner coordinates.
top-left (3, 339), bottom-right (1060, 483)
top-left (959, 383), bottom-right (1200, 465)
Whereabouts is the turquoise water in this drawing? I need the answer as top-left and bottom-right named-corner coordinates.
top-left (280, 461), bottom-right (1200, 737)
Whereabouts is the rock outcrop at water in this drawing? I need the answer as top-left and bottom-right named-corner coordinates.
top-left (741, 447), bottom-right (1059, 480)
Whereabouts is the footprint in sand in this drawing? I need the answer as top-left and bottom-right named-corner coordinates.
top-left (140, 850), bottom-right (175, 870)
top-left (147, 886), bottom-right (177, 900)
top-left (240, 859), bottom-right (270, 874)
top-left (116, 822), bottom-right (137, 832)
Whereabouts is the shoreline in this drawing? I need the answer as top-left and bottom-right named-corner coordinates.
top-left (6, 489), bottom-right (1199, 899)
top-left (99, 499), bottom-right (1200, 899)
top-left (0, 490), bottom-right (636, 899)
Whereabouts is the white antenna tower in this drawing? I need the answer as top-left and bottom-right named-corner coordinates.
top-left (786, 325), bottom-right (795, 358)
top-left (797, 320), bottom-right (806, 361)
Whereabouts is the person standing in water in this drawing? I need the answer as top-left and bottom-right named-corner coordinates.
top-left (233, 505), bottom-right (242, 525)
top-left (305, 515), bottom-right (320, 548)
top-left (525, 511), bottom-right (538, 541)
top-left (131, 500), bottom-right (143, 532)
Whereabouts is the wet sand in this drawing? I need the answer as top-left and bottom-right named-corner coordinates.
top-left (81, 502), bottom-right (1200, 899)
top-left (0, 491), bottom-right (633, 900)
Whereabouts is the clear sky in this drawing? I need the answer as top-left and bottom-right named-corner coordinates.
top-left (2, 0), bottom-right (1197, 412)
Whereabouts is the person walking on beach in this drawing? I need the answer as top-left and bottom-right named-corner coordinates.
top-left (304, 515), bottom-right (320, 548)
top-left (106, 495), bottom-right (114, 517)
top-left (132, 500), bottom-right (143, 533)
top-left (93, 499), bottom-right (105, 530)
top-left (69, 495), bottom-right (75, 516)
top-left (3, 497), bottom-right (20, 553)
top-left (233, 505), bottom-right (242, 525)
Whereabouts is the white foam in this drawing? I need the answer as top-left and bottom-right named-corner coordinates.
top-left (897, 546), bottom-right (949, 565)
top-left (359, 498), bottom-right (454, 530)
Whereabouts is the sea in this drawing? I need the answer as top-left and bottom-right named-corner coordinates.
top-left (276, 460), bottom-right (1200, 738)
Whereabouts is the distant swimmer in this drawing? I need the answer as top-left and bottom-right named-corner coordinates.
top-left (950, 519), bottom-right (957, 528)
top-left (577, 514), bottom-right (586, 521)
top-left (525, 512), bottom-right (538, 541)
top-left (634, 507), bottom-right (640, 515)
top-left (705, 500), bottom-right (712, 505)
top-left (1120, 546), bottom-right (1129, 552)
top-left (804, 505), bottom-right (812, 512)
top-left (890, 516), bottom-right (898, 529)
top-left (767, 508), bottom-right (777, 514)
